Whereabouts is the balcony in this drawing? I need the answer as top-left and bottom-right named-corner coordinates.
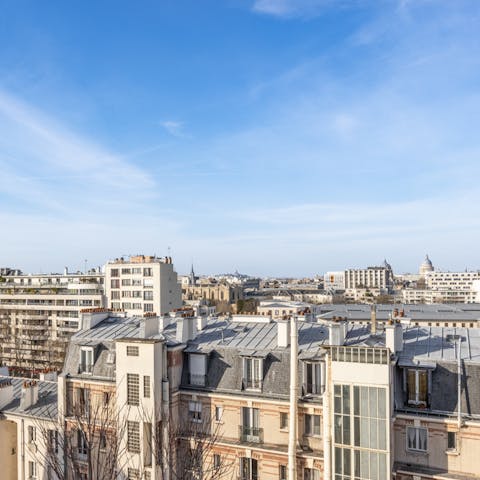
top-left (239, 426), bottom-right (263, 444)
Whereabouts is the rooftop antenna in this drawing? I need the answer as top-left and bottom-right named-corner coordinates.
top-left (84, 259), bottom-right (88, 274)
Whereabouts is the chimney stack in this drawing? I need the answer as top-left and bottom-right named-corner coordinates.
top-left (385, 320), bottom-right (403, 354)
top-left (197, 316), bottom-right (208, 331)
top-left (328, 319), bottom-right (346, 346)
top-left (20, 381), bottom-right (39, 411)
top-left (277, 320), bottom-right (291, 348)
top-left (371, 304), bottom-right (377, 335)
top-left (0, 378), bottom-right (13, 409)
top-left (159, 315), bottom-right (171, 332)
top-left (140, 315), bottom-right (159, 338)
top-left (176, 317), bottom-right (197, 343)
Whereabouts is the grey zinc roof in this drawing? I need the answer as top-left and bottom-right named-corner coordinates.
top-left (317, 304), bottom-right (480, 322)
top-left (0, 377), bottom-right (57, 419)
top-left (185, 318), bottom-right (329, 357)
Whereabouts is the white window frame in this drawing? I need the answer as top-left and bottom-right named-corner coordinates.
top-left (79, 347), bottom-right (94, 374)
top-left (304, 414), bottom-right (321, 437)
top-left (28, 461), bottom-right (37, 479)
top-left (406, 426), bottom-right (428, 452)
top-left (189, 401), bottom-right (202, 423)
top-left (243, 357), bottom-right (263, 390)
top-left (303, 361), bottom-right (323, 395)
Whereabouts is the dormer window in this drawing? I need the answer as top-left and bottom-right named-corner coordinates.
top-left (406, 369), bottom-right (429, 407)
top-left (303, 361), bottom-right (324, 395)
top-left (243, 357), bottom-right (263, 390)
top-left (189, 353), bottom-right (207, 386)
top-left (79, 347), bottom-right (94, 374)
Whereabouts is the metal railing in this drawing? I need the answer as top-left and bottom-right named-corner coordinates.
top-left (239, 426), bottom-right (263, 443)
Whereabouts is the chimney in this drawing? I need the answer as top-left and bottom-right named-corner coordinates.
top-left (0, 378), bottom-right (14, 409)
top-left (197, 316), bottom-right (208, 331)
top-left (140, 315), bottom-right (159, 338)
top-left (328, 320), bottom-right (346, 346)
top-left (176, 317), bottom-right (197, 343)
top-left (371, 304), bottom-right (377, 335)
top-left (80, 311), bottom-right (110, 330)
top-left (277, 320), bottom-right (290, 348)
top-left (385, 320), bottom-right (403, 354)
top-left (159, 315), bottom-right (171, 332)
top-left (20, 381), bottom-right (39, 410)
top-left (39, 371), bottom-right (57, 382)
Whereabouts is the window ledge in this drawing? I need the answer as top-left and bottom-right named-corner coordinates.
top-left (446, 449), bottom-right (459, 456)
top-left (406, 449), bottom-right (428, 456)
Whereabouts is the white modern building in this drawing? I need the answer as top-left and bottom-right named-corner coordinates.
top-left (105, 255), bottom-right (182, 316)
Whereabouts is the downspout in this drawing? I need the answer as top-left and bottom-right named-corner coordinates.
top-left (457, 338), bottom-right (462, 429)
top-left (288, 315), bottom-right (298, 480)
top-left (21, 418), bottom-right (25, 480)
top-left (323, 353), bottom-right (331, 480)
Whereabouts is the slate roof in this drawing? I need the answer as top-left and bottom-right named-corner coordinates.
top-left (0, 376), bottom-right (57, 419)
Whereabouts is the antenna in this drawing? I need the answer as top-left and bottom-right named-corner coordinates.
top-left (84, 259), bottom-right (88, 274)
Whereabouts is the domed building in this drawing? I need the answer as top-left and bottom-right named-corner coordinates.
top-left (419, 254), bottom-right (434, 275)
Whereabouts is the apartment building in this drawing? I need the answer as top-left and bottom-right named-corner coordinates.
top-left (403, 271), bottom-right (480, 304)
top-left (344, 262), bottom-right (393, 292)
top-left (317, 303), bottom-right (480, 328)
top-left (323, 271), bottom-right (346, 291)
top-left (2, 309), bottom-right (480, 479)
top-left (0, 270), bottom-right (105, 372)
top-left (104, 255), bottom-right (182, 316)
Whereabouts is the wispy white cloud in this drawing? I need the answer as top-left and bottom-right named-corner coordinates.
top-left (159, 120), bottom-right (185, 137)
top-left (251, 0), bottom-right (357, 18)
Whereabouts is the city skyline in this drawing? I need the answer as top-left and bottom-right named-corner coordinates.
top-left (1, 1), bottom-right (480, 275)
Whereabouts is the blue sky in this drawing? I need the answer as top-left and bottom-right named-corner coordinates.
top-left (0, 0), bottom-right (480, 276)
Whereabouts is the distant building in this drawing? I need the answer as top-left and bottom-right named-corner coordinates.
top-left (344, 261), bottom-right (393, 291)
top-left (323, 271), bottom-right (345, 291)
top-left (419, 254), bottom-right (435, 276)
top-left (105, 255), bottom-right (182, 316)
top-left (0, 270), bottom-right (105, 371)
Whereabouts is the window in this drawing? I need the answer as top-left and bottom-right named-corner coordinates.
top-left (241, 407), bottom-right (261, 442)
top-left (28, 461), bottom-right (37, 479)
top-left (110, 269), bottom-right (119, 277)
top-left (279, 465), bottom-right (287, 480)
top-left (132, 290), bottom-right (142, 298)
top-left (103, 391), bottom-right (111, 405)
top-left (133, 303), bottom-right (142, 310)
top-left (127, 373), bottom-right (140, 406)
top-left (127, 345), bottom-right (139, 356)
top-left (447, 431), bottom-right (456, 450)
top-left (240, 457), bottom-right (258, 480)
top-left (407, 369), bottom-right (428, 406)
top-left (189, 401), bottom-right (202, 422)
top-left (100, 431), bottom-right (107, 450)
top-left (122, 290), bottom-right (132, 297)
top-left (144, 268), bottom-right (153, 277)
top-left (122, 302), bottom-right (132, 310)
top-left (121, 268), bottom-right (131, 275)
top-left (132, 267), bottom-right (142, 274)
top-left (215, 405), bottom-right (223, 422)
top-left (143, 303), bottom-right (154, 312)
top-left (111, 279), bottom-right (120, 289)
top-left (407, 426), bottom-right (428, 452)
top-left (304, 468), bottom-right (320, 480)
top-left (122, 279), bottom-right (131, 286)
top-left (304, 362), bottom-right (322, 395)
top-left (127, 421), bottom-right (140, 453)
top-left (28, 425), bottom-right (36, 443)
top-left (79, 347), bottom-right (94, 373)
top-left (144, 291), bottom-right (153, 300)
top-left (243, 357), bottom-right (263, 390)
top-left (280, 412), bottom-right (288, 430)
top-left (304, 414), bottom-right (321, 437)
top-left (48, 429), bottom-right (58, 453)
top-left (214, 454), bottom-right (221, 470)
top-left (189, 353), bottom-right (207, 386)
top-left (128, 468), bottom-right (140, 480)
top-left (77, 430), bottom-right (88, 455)
top-left (76, 387), bottom-right (90, 416)
top-left (144, 376), bottom-right (150, 398)
top-left (111, 290), bottom-right (120, 299)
